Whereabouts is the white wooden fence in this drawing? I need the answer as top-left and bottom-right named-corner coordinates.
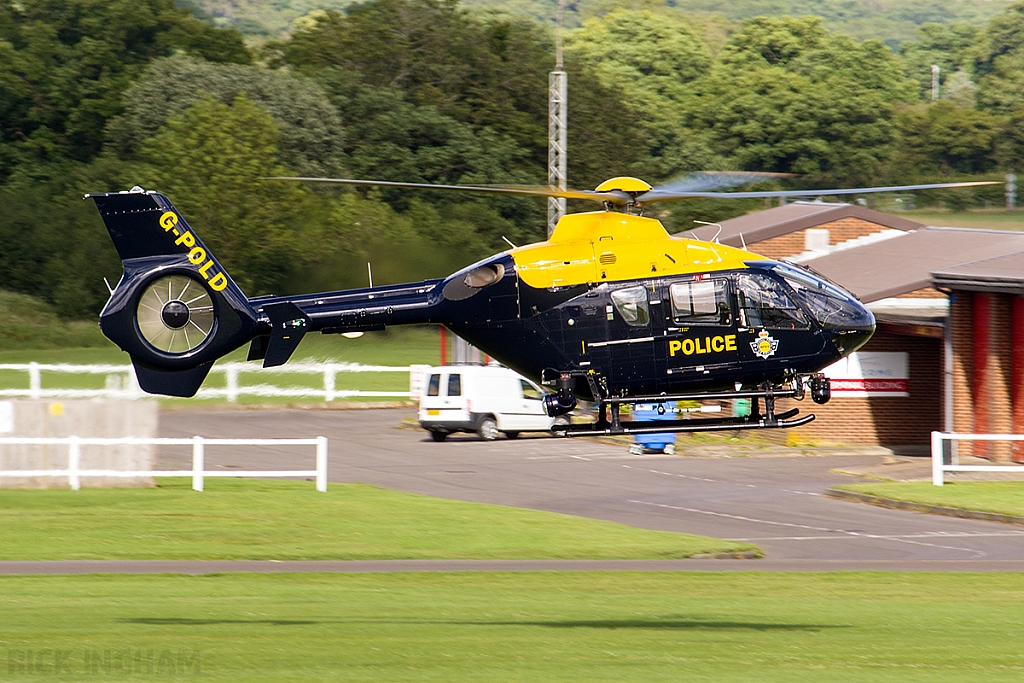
top-left (930, 431), bottom-right (1024, 485)
top-left (0, 361), bottom-right (420, 402)
top-left (0, 436), bottom-right (328, 491)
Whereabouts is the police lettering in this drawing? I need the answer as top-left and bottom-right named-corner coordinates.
top-left (669, 335), bottom-right (737, 357)
top-left (159, 211), bottom-right (228, 291)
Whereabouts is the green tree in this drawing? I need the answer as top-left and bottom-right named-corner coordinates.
top-left (893, 101), bottom-right (1006, 175)
top-left (0, 0), bottom-right (249, 182)
top-left (106, 54), bottom-right (345, 177)
top-left (0, 156), bottom-right (139, 317)
top-left (690, 17), bottom-right (915, 184)
top-left (974, 2), bottom-right (1024, 113)
top-left (273, 1), bottom-right (551, 165)
top-left (138, 96), bottom-right (318, 295)
top-left (566, 9), bottom-right (711, 117)
top-left (899, 22), bottom-right (981, 99)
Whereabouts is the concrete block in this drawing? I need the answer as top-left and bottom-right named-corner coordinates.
top-left (0, 400), bottom-right (157, 488)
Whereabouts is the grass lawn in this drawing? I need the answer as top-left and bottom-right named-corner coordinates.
top-left (836, 481), bottom-right (1024, 517)
top-left (0, 479), bottom-right (754, 561)
top-left (900, 209), bottom-right (1024, 231)
top-left (3, 572), bottom-right (1024, 682)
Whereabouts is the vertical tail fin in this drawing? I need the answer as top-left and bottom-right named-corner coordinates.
top-left (89, 188), bottom-right (261, 397)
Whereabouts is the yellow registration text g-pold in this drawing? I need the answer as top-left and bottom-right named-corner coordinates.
top-left (160, 211), bottom-right (228, 291)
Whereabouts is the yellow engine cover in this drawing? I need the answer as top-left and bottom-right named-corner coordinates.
top-left (510, 211), bottom-right (761, 289)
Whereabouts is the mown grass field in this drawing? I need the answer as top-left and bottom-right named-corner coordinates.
top-left (3, 572), bottom-right (1024, 682)
top-left (837, 481), bottom-right (1024, 517)
top-left (0, 479), bottom-right (754, 561)
top-left (901, 209), bottom-right (1024, 231)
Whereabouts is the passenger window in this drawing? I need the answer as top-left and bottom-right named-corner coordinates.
top-left (447, 373), bottom-right (462, 397)
top-left (610, 286), bottom-right (650, 326)
top-left (670, 279), bottom-right (731, 325)
top-left (521, 380), bottom-right (543, 401)
top-left (427, 374), bottom-right (440, 397)
top-left (735, 273), bottom-right (809, 330)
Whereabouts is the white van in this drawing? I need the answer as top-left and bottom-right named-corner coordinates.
top-left (418, 365), bottom-right (567, 441)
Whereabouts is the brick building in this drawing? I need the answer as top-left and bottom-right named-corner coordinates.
top-left (688, 201), bottom-right (924, 259)
top-left (933, 252), bottom-right (1024, 462)
top-left (693, 203), bottom-right (1024, 454)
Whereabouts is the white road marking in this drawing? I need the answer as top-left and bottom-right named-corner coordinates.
top-left (629, 499), bottom-right (986, 557)
top-left (732, 531), bottom-right (1024, 541)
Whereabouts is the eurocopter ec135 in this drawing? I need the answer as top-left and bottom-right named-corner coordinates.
top-left (88, 174), bottom-right (994, 437)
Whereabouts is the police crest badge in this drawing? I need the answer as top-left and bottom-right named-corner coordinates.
top-left (751, 330), bottom-right (779, 359)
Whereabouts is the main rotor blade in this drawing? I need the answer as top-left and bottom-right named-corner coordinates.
top-left (644, 171), bottom-right (795, 197)
top-left (638, 180), bottom-right (1001, 204)
top-left (262, 177), bottom-right (624, 204)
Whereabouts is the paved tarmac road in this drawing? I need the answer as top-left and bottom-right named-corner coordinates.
top-left (158, 407), bottom-right (1024, 564)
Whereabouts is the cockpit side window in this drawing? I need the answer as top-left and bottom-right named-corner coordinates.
top-left (610, 286), bottom-right (650, 326)
top-left (774, 264), bottom-right (873, 330)
top-left (669, 279), bottom-right (731, 326)
top-left (734, 273), bottom-right (809, 330)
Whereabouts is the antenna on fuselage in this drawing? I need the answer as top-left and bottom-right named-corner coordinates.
top-left (693, 220), bottom-right (723, 243)
top-left (693, 220), bottom-right (725, 262)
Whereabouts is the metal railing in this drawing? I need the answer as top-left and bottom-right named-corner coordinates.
top-left (930, 431), bottom-right (1024, 485)
top-left (0, 436), bottom-right (328, 491)
top-left (0, 361), bottom-right (416, 402)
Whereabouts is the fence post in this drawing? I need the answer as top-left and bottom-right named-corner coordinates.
top-left (192, 436), bottom-right (205, 492)
top-left (324, 367), bottom-right (336, 402)
top-left (28, 362), bottom-right (41, 400)
top-left (127, 366), bottom-right (142, 400)
top-left (931, 431), bottom-right (944, 486)
top-left (225, 366), bottom-right (239, 403)
top-left (316, 436), bottom-right (328, 492)
top-left (68, 436), bottom-right (81, 491)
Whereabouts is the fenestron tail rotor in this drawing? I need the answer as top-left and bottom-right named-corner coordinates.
top-left (136, 275), bottom-right (215, 354)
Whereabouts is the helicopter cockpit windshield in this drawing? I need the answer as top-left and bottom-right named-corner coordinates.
top-left (770, 263), bottom-right (874, 332)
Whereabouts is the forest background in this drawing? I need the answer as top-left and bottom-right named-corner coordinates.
top-left (2, 0), bottom-right (1023, 322)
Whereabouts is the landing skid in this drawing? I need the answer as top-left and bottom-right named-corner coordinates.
top-left (550, 376), bottom-right (815, 437)
top-left (554, 410), bottom-right (814, 437)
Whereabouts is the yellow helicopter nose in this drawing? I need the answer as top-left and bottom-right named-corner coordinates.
top-left (594, 177), bottom-right (652, 193)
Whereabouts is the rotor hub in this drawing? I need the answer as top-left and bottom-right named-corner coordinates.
top-left (161, 300), bottom-right (190, 329)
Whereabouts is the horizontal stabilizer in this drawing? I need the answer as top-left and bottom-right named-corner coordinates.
top-left (131, 358), bottom-right (214, 398)
top-left (263, 302), bottom-right (310, 367)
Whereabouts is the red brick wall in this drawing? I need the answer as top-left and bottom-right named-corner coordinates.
top-left (752, 217), bottom-right (896, 259)
top-left (951, 294), bottom-right (975, 454)
top-left (990, 295), bottom-right (1014, 460)
top-left (898, 287), bottom-right (947, 300)
top-left (779, 331), bottom-right (941, 447)
top-left (950, 291), bottom-right (1019, 461)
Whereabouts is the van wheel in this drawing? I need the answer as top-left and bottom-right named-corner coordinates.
top-left (430, 430), bottom-right (448, 442)
top-left (477, 417), bottom-right (499, 441)
top-left (504, 431), bottom-right (520, 440)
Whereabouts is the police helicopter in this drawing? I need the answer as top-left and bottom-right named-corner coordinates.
top-left (88, 173), bottom-right (995, 437)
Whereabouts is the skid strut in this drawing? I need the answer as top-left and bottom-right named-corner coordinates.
top-left (550, 376), bottom-right (814, 437)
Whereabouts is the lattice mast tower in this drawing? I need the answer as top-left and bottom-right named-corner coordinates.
top-left (547, 0), bottom-right (568, 237)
